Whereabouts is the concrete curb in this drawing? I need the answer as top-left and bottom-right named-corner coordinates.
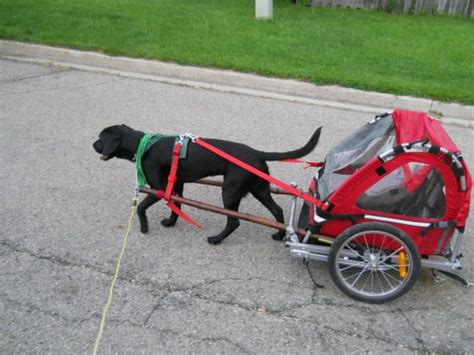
top-left (1, 40), bottom-right (472, 126)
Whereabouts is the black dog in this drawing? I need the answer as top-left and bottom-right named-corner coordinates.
top-left (93, 125), bottom-right (321, 244)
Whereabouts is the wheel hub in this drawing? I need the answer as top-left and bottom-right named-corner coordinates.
top-left (369, 254), bottom-right (379, 270)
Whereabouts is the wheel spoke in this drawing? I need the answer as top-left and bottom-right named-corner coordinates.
top-left (330, 224), bottom-right (419, 302)
top-left (382, 269), bottom-right (404, 285)
top-left (338, 260), bottom-right (367, 272)
top-left (361, 269), bottom-right (372, 292)
top-left (363, 233), bottom-right (373, 255)
top-left (350, 266), bottom-right (369, 287)
top-left (382, 237), bottom-right (397, 252)
top-left (344, 244), bottom-right (364, 259)
top-left (379, 268), bottom-right (395, 289)
top-left (354, 237), bottom-right (366, 252)
top-left (343, 270), bottom-right (363, 281)
top-left (380, 246), bottom-right (404, 264)
top-left (375, 269), bottom-right (386, 293)
top-left (370, 269), bottom-right (375, 294)
top-left (380, 234), bottom-right (387, 250)
top-left (381, 263), bottom-right (409, 273)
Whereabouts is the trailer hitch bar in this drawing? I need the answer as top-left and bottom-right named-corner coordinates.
top-left (139, 185), bottom-right (309, 237)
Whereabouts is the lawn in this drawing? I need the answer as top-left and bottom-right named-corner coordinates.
top-left (1, 0), bottom-right (473, 104)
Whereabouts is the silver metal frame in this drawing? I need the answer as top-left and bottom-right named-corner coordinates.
top-left (378, 141), bottom-right (467, 191)
top-left (284, 188), bottom-right (469, 284)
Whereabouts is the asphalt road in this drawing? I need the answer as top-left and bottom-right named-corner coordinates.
top-left (1, 58), bottom-right (473, 354)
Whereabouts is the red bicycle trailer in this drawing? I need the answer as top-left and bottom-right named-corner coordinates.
top-left (140, 109), bottom-right (472, 303)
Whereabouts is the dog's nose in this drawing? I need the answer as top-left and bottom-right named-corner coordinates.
top-left (93, 140), bottom-right (102, 153)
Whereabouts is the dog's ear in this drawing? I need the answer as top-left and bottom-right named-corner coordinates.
top-left (101, 129), bottom-right (121, 157)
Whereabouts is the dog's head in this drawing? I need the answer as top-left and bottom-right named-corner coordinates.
top-left (93, 124), bottom-right (140, 162)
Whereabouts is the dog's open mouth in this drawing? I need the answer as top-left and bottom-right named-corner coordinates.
top-left (100, 154), bottom-right (109, 161)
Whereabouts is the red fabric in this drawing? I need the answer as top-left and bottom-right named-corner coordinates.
top-left (393, 110), bottom-right (460, 151)
top-left (195, 138), bottom-right (328, 210)
top-left (320, 218), bottom-right (448, 255)
top-left (325, 152), bottom-right (468, 254)
top-left (393, 109), bottom-right (471, 227)
top-left (329, 152), bottom-right (460, 221)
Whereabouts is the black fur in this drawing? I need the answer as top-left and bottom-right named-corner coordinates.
top-left (93, 125), bottom-right (322, 244)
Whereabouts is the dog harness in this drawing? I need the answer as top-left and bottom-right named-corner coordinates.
top-left (135, 133), bottom-right (172, 187)
top-left (137, 133), bottom-right (326, 229)
top-left (135, 133), bottom-right (197, 185)
top-left (135, 133), bottom-right (203, 228)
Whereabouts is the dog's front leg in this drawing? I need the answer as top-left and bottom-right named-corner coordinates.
top-left (137, 194), bottom-right (161, 233)
top-left (161, 183), bottom-right (184, 227)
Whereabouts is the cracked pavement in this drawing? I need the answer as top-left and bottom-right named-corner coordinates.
top-left (1, 58), bottom-right (473, 354)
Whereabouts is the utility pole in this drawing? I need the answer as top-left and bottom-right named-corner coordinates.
top-left (255, 0), bottom-right (273, 19)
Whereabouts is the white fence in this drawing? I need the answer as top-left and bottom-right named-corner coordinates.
top-left (309, 0), bottom-right (474, 16)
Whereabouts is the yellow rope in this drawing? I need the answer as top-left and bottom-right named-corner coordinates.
top-left (93, 199), bottom-right (138, 355)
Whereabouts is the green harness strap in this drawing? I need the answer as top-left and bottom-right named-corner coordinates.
top-left (136, 133), bottom-right (170, 187)
top-left (136, 133), bottom-right (194, 187)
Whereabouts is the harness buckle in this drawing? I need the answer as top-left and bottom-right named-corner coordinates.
top-left (180, 133), bottom-right (199, 143)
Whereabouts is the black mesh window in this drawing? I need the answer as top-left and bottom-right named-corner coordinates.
top-left (357, 163), bottom-right (446, 219)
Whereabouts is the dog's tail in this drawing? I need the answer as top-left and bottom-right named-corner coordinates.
top-left (258, 127), bottom-right (322, 161)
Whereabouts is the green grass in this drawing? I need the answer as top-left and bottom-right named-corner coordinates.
top-left (1, 0), bottom-right (473, 104)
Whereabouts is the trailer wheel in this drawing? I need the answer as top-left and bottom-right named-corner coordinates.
top-left (328, 222), bottom-right (420, 303)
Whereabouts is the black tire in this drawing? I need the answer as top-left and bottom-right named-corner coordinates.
top-left (328, 222), bottom-right (420, 304)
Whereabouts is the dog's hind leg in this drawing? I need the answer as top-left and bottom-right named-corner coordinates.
top-left (161, 182), bottom-right (184, 227)
top-left (137, 194), bottom-right (161, 233)
top-left (207, 177), bottom-right (248, 245)
top-left (250, 182), bottom-right (286, 241)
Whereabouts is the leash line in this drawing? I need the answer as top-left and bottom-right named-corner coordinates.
top-left (93, 198), bottom-right (138, 355)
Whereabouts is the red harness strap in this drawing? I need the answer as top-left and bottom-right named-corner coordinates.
top-left (162, 141), bottom-right (203, 229)
top-left (164, 143), bottom-right (181, 202)
top-left (167, 200), bottom-right (203, 228)
top-left (195, 138), bottom-right (328, 211)
top-left (283, 159), bottom-right (324, 169)
top-left (159, 136), bottom-right (327, 229)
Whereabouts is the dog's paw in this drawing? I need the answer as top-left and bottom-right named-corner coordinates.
top-left (161, 218), bottom-right (177, 228)
top-left (271, 231), bottom-right (286, 241)
top-left (207, 236), bottom-right (222, 245)
top-left (140, 224), bottom-right (149, 234)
